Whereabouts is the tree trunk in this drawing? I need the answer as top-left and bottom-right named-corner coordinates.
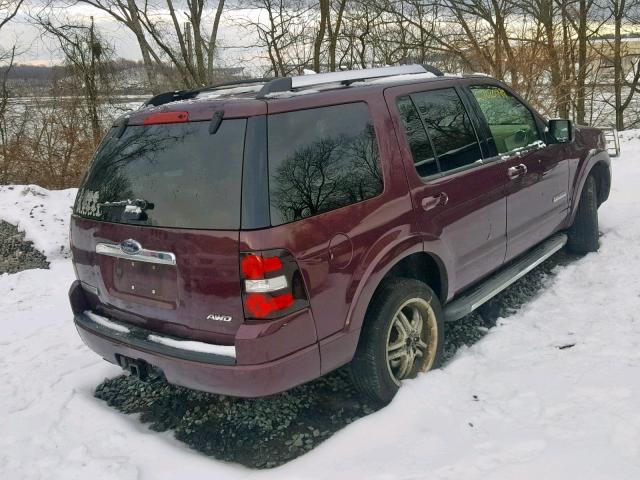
top-left (165, 0), bottom-right (196, 87)
top-left (328, 0), bottom-right (347, 71)
top-left (613, 0), bottom-right (625, 130)
top-left (541, 4), bottom-right (567, 117)
top-left (207, 0), bottom-right (226, 82)
top-left (314, 0), bottom-right (329, 72)
top-left (188, 0), bottom-right (207, 85)
top-left (576, 0), bottom-right (588, 124)
top-left (125, 0), bottom-right (158, 92)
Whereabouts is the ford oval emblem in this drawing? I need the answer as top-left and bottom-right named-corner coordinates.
top-left (120, 239), bottom-right (142, 255)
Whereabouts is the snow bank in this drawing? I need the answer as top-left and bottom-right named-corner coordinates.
top-left (0, 185), bottom-right (76, 261)
top-left (1, 133), bottom-right (639, 479)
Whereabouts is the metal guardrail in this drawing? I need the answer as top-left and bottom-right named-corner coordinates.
top-left (600, 127), bottom-right (620, 157)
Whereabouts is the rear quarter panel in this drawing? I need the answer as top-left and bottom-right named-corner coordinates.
top-left (240, 91), bottom-right (419, 343)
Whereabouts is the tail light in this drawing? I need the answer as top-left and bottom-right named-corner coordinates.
top-left (240, 249), bottom-right (309, 319)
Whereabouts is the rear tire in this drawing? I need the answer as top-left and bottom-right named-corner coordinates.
top-left (567, 174), bottom-right (599, 254)
top-left (350, 278), bottom-right (444, 405)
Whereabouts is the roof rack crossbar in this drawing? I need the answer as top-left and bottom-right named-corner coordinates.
top-left (195, 77), bottom-right (273, 94)
top-left (255, 64), bottom-right (441, 98)
top-left (421, 64), bottom-right (445, 76)
top-left (144, 77), bottom-right (273, 107)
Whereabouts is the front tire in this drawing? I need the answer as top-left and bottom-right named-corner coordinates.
top-left (567, 174), bottom-right (599, 254)
top-left (350, 278), bottom-right (444, 405)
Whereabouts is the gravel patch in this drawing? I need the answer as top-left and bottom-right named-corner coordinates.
top-left (96, 368), bottom-right (376, 469)
top-left (0, 221), bottom-right (49, 274)
top-left (95, 249), bottom-right (579, 469)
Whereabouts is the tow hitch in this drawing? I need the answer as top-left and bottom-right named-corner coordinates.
top-left (116, 355), bottom-right (161, 382)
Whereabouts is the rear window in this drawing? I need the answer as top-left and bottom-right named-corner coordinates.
top-left (74, 120), bottom-right (246, 229)
top-left (267, 102), bottom-right (383, 226)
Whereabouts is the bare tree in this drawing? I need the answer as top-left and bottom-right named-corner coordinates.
top-left (596, 0), bottom-right (640, 129)
top-left (235, 0), bottom-right (314, 76)
top-left (76, 0), bottom-right (228, 89)
top-left (0, 0), bottom-right (24, 30)
top-left (0, 1), bottom-right (25, 183)
top-left (34, 12), bottom-right (115, 145)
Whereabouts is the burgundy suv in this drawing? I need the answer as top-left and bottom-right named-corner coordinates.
top-left (69, 65), bottom-right (611, 403)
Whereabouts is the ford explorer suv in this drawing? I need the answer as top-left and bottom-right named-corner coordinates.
top-left (69, 65), bottom-right (611, 404)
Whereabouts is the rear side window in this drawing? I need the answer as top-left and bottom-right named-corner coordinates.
top-left (397, 88), bottom-right (482, 177)
top-left (74, 120), bottom-right (246, 229)
top-left (268, 102), bottom-right (383, 226)
top-left (470, 85), bottom-right (541, 154)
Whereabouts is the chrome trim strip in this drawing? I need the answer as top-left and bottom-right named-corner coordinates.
top-left (77, 311), bottom-right (236, 364)
top-left (84, 310), bottom-right (131, 334)
top-left (469, 237), bottom-right (566, 311)
top-left (96, 242), bottom-right (176, 266)
top-left (147, 334), bottom-right (236, 359)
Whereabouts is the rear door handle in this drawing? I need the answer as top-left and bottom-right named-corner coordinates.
top-left (507, 163), bottom-right (528, 179)
top-left (421, 192), bottom-right (448, 211)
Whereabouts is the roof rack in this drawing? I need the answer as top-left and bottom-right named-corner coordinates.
top-left (255, 64), bottom-right (443, 99)
top-left (144, 78), bottom-right (273, 107)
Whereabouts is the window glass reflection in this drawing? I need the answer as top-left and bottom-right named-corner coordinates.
top-left (410, 88), bottom-right (482, 173)
top-left (268, 103), bottom-right (383, 225)
top-left (75, 120), bottom-right (246, 229)
top-left (397, 96), bottom-right (439, 178)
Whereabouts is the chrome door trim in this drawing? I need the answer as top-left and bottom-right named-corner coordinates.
top-left (96, 242), bottom-right (176, 266)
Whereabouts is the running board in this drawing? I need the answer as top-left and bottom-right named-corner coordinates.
top-left (444, 233), bottom-right (567, 322)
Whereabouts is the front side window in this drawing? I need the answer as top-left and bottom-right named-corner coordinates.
top-left (397, 88), bottom-right (482, 177)
top-left (470, 85), bottom-right (541, 154)
top-left (268, 103), bottom-right (383, 226)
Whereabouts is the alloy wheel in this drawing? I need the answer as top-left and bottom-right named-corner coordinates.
top-left (385, 297), bottom-right (438, 386)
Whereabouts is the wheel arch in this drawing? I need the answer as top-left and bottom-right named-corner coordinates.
top-left (382, 252), bottom-right (447, 303)
top-left (346, 248), bottom-right (448, 335)
top-left (590, 160), bottom-right (611, 206)
top-left (569, 150), bottom-right (611, 226)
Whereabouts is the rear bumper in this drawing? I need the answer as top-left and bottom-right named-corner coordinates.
top-left (75, 311), bottom-right (237, 365)
top-left (75, 312), bottom-right (321, 397)
top-left (70, 280), bottom-right (321, 397)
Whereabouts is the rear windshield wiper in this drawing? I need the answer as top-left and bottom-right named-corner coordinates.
top-left (98, 198), bottom-right (154, 220)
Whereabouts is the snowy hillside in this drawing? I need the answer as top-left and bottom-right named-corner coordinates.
top-left (1, 133), bottom-right (640, 479)
top-left (0, 185), bottom-right (76, 260)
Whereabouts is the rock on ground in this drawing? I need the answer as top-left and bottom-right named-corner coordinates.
top-left (0, 220), bottom-right (49, 274)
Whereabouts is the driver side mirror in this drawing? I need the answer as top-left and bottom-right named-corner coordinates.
top-left (548, 119), bottom-right (573, 143)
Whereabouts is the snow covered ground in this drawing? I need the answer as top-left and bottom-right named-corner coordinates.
top-left (1, 133), bottom-right (640, 479)
top-left (0, 185), bottom-right (76, 260)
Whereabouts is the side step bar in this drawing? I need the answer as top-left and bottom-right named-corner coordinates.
top-left (444, 233), bottom-right (567, 322)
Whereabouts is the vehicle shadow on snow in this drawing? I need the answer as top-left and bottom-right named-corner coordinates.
top-left (95, 250), bottom-right (580, 469)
